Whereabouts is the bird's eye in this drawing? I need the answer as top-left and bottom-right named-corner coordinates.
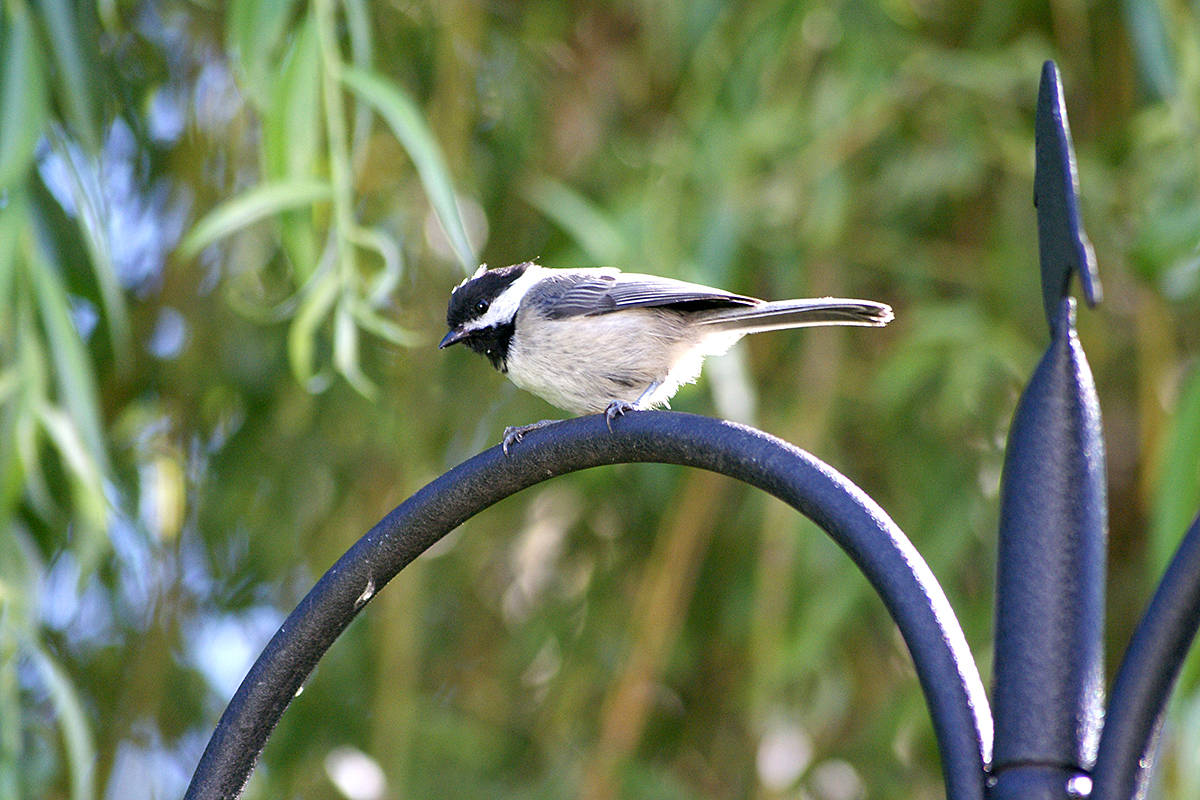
top-left (475, 299), bottom-right (490, 314)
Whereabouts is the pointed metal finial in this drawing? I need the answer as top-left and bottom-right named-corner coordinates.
top-left (1035, 61), bottom-right (1101, 332)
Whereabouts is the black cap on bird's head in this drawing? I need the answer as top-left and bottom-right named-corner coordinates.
top-left (439, 262), bottom-right (534, 367)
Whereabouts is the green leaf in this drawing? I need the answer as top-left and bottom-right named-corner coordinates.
top-left (22, 244), bottom-right (109, 566)
top-left (43, 130), bottom-right (132, 365)
top-left (228, 0), bottom-right (300, 108)
top-left (37, 0), bottom-right (100, 152)
top-left (0, 585), bottom-right (24, 799)
top-left (343, 0), bottom-right (374, 71)
top-left (346, 224), bottom-right (403, 304)
top-left (342, 0), bottom-right (375, 161)
top-left (287, 268), bottom-right (339, 387)
top-left (96, 0), bottom-right (119, 32)
top-left (0, 369), bottom-right (17, 407)
top-left (0, 412), bottom-right (22, 530)
top-left (36, 404), bottom-right (101, 489)
top-left (36, 404), bottom-right (106, 530)
top-left (0, 7), bottom-right (48, 190)
top-left (1149, 363), bottom-right (1200, 575)
top-left (522, 176), bottom-right (627, 265)
top-left (349, 302), bottom-right (421, 347)
top-left (0, 533), bottom-right (41, 800)
top-left (179, 179), bottom-right (332, 260)
top-left (29, 643), bottom-right (96, 800)
top-left (263, 12), bottom-right (323, 281)
top-left (340, 66), bottom-right (477, 270)
top-left (15, 399), bottom-right (54, 520)
top-left (25, 237), bottom-right (109, 475)
top-left (263, 11), bottom-right (321, 181)
top-left (0, 191), bottom-right (25, 333)
top-left (334, 301), bottom-right (376, 398)
top-left (0, 657), bottom-right (20, 800)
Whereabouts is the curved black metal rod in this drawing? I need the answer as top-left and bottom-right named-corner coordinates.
top-left (1092, 512), bottom-right (1200, 800)
top-left (184, 412), bottom-right (992, 800)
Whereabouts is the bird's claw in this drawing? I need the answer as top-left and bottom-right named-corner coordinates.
top-left (501, 426), bottom-right (523, 456)
top-left (501, 420), bottom-right (556, 455)
top-left (604, 400), bottom-right (636, 431)
top-left (501, 404), bottom-right (639, 455)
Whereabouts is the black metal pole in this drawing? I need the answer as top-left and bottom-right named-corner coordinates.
top-left (990, 299), bottom-right (1106, 799)
top-left (183, 412), bottom-right (991, 800)
top-left (989, 61), bottom-right (1106, 800)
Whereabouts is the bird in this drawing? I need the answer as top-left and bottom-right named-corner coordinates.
top-left (439, 262), bottom-right (892, 451)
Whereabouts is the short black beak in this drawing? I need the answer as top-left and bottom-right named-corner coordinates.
top-left (439, 328), bottom-right (469, 349)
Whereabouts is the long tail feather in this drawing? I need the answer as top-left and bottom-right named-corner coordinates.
top-left (697, 297), bottom-right (893, 334)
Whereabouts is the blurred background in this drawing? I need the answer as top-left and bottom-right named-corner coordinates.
top-left (2, 1), bottom-right (1199, 798)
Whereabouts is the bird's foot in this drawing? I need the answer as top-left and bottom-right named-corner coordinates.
top-left (501, 419), bottom-right (557, 455)
top-left (604, 382), bottom-right (663, 431)
top-left (604, 400), bottom-right (637, 431)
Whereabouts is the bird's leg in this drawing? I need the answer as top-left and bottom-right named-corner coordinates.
top-left (604, 382), bottom-right (662, 431)
top-left (502, 419), bottom-right (558, 455)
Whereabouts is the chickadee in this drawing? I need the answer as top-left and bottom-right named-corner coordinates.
top-left (440, 262), bottom-right (892, 450)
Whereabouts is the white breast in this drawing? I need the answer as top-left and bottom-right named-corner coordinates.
top-left (504, 308), bottom-right (742, 414)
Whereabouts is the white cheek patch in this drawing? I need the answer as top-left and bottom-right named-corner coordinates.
top-left (464, 265), bottom-right (544, 331)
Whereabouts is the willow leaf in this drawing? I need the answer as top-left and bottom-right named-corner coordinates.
top-left (0, 7), bottom-right (48, 190)
top-left (341, 66), bottom-right (476, 270)
top-left (180, 180), bottom-right (332, 260)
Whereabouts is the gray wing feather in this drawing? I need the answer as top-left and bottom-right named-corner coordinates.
top-left (531, 270), bottom-right (757, 318)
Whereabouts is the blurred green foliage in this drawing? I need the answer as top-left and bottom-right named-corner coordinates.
top-left (1, 0), bottom-right (1199, 798)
